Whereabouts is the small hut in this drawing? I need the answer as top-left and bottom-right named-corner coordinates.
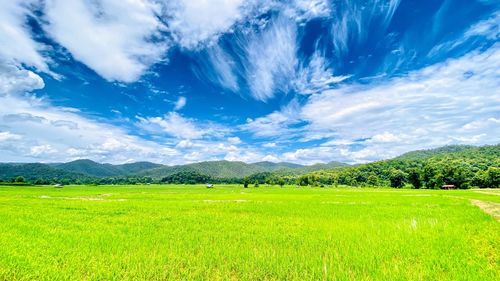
top-left (54, 184), bottom-right (64, 188)
top-left (206, 184), bottom-right (214, 188)
top-left (441, 184), bottom-right (456, 190)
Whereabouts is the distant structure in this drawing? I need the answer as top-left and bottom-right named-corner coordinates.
top-left (54, 184), bottom-right (64, 188)
top-left (441, 184), bottom-right (456, 190)
top-left (206, 184), bottom-right (214, 188)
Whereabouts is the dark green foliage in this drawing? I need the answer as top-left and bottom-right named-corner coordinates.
top-left (277, 178), bottom-right (285, 187)
top-left (242, 177), bottom-right (250, 188)
top-left (389, 169), bottom-right (407, 188)
top-left (366, 173), bottom-right (379, 187)
top-left (15, 176), bottom-right (25, 183)
top-left (295, 144), bottom-right (499, 189)
top-left (245, 172), bottom-right (273, 185)
top-left (160, 171), bottom-right (212, 184)
top-left (0, 144), bottom-right (497, 188)
top-left (407, 168), bottom-right (422, 189)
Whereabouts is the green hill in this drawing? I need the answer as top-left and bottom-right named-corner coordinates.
top-left (299, 144), bottom-right (500, 189)
top-left (140, 160), bottom-right (265, 179)
top-left (0, 163), bottom-right (85, 182)
top-left (54, 159), bottom-right (122, 177)
top-left (3, 144), bottom-right (496, 188)
top-left (251, 161), bottom-right (304, 171)
top-left (54, 160), bottom-right (163, 177)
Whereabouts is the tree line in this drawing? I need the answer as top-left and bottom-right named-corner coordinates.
top-left (1, 145), bottom-right (498, 188)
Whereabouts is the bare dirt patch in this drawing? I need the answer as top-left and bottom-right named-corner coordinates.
top-left (471, 200), bottom-right (500, 222)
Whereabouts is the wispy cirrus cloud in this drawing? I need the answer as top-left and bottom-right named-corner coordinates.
top-left (330, 0), bottom-right (401, 59)
top-left (244, 16), bottom-right (298, 101)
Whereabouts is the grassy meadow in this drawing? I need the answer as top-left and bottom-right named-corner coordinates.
top-left (0, 185), bottom-right (499, 280)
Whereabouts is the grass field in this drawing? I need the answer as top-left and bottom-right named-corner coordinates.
top-left (0, 185), bottom-right (499, 280)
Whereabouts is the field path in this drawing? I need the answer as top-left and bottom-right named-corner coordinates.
top-left (471, 200), bottom-right (500, 222)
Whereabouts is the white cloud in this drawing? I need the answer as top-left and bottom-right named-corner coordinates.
top-left (299, 44), bottom-right (500, 161)
top-left (228, 137), bottom-right (242, 144)
top-left (429, 11), bottom-right (500, 58)
top-left (164, 0), bottom-right (251, 49)
top-left (288, 0), bottom-right (331, 22)
top-left (242, 99), bottom-right (302, 138)
top-left (136, 111), bottom-right (231, 141)
top-left (369, 132), bottom-right (400, 143)
top-left (42, 0), bottom-right (168, 82)
top-left (244, 16), bottom-right (298, 101)
top-left (0, 0), bottom-right (48, 72)
top-left (330, 0), bottom-right (401, 58)
top-left (136, 112), bottom-right (205, 140)
top-left (294, 50), bottom-right (350, 94)
top-left (30, 144), bottom-right (57, 157)
top-left (262, 142), bottom-right (277, 148)
top-left (0, 131), bottom-right (22, 142)
top-left (0, 64), bottom-right (44, 95)
top-left (174, 96), bottom-right (187, 111)
top-left (200, 44), bottom-right (240, 92)
top-left (237, 43), bottom-right (500, 164)
top-left (0, 92), bottom-right (183, 163)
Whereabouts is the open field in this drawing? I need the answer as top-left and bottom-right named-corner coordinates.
top-left (0, 185), bottom-right (499, 280)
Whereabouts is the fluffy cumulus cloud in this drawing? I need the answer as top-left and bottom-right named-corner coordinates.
top-left (162, 0), bottom-right (251, 49)
top-left (43, 0), bottom-right (168, 82)
top-left (0, 0), bottom-right (48, 72)
top-left (0, 92), bottom-right (180, 163)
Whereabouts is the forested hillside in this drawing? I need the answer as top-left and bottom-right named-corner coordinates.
top-left (294, 145), bottom-right (499, 189)
top-left (0, 145), bottom-right (498, 188)
top-left (0, 159), bottom-right (346, 184)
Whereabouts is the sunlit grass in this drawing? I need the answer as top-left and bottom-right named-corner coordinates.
top-left (0, 185), bottom-right (498, 280)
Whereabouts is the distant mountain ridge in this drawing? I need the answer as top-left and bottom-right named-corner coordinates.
top-left (1, 144), bottom-right (497, 183)
top-left (0, 159), bottom-right (348, 181)
top-left (53, 159), bottom-right (162, 177)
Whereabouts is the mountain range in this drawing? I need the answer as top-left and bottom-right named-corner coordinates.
top-left (1, 144), bottom-right (498, 185)
top-left (0, 158), bottom-right (347, 181)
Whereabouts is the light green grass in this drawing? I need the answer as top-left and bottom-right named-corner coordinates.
top-left (0, 185), bottom-right (498, 280)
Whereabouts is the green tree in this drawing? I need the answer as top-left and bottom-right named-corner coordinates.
top-left (242, 177), bottom-right (250, 188)
top-left (15, 176), bottom-right (25, 183)
top-left (407, 168), bottom-right (422, 189)
top-left (367, 173), bottom-right (379, 187)
top-left (486, 167), bottom-right (500, 188)
top-left (277, 178), bottom-right (285, 188)
top-left (389, 169), bottom-right (406, 188)
top-left (298, 175), bottom-right (309, 186)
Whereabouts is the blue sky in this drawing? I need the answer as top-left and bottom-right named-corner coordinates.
top-left (0, 0), bottom-right (499, 165)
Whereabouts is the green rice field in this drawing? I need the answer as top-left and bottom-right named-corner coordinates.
top-left (0, 185), bottom-right (499, 280)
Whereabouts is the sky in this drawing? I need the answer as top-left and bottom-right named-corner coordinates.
top-left (0, 0), bottom-right (499, 165)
